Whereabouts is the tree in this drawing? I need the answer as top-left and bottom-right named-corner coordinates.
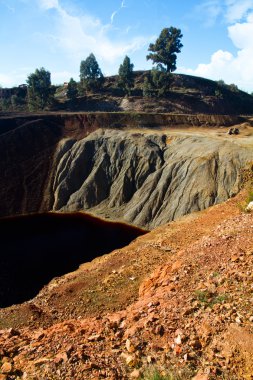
top-left (27, 67), bottom-right (53, 110)
top-left (67, 78), bottom-right (78, 101)
top-left (11, 94), bottom-right (21, 109)
top-left (118, 56), bottom-right (134, 95)
top-left (147, 27), bottom-right (183, 72)
top-left (142, 68), bottom-right (173, 98)
top-left (143, 76), bottom-right (154, 98)
top-left (80, 53), bottom-right (104, 91)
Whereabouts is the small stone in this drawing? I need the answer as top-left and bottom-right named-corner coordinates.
top-left (147, 355), bottom-right (155, 363)
top-left (87, 334), bottom-right (103, 342)
top-left (192, 373), bottom-right (209, 380)
top-left (126, 339), bottom-right (135, 353)
top-left (125, 355), bottom-right (136, 366)
top-left (130, 369), bottom-right (141, 378)
top-left (246, 201), bottom-right (253, 212)
top-left (174, 335), bottom-right (182, 345)
top-left (1, 358), bottom-right (11, 364)
top-left (249, 316), bottom-right (253, 322)
top-left (7, 328), bottom-right (20, 337)
top-left (34, 358), bottom-right (51, 367)
top-left (33, 331), bottom-right (45, 340)
top-left (235, 316), bottom-right (241, 324)
top-left (155, 325), bottom-right (164, 336)
top-left (54, 352), bottom-right (68, 364)
top-left (1, 362), bottom-right (12, 374)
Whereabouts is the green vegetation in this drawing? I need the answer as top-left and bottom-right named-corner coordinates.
top-left (67, 78), bottom-right (78, 102)
top-left (1, 26), bottom-right (253, 113)
top-left (194, 290), bottom-right (228, 307)
top-left (118, 55), bottom-right (134, 95)
top-left (140, 366), bottom-right (194, 380)
top-left (146, 27), bottom-right (183, 72)
top-left (0, 97), bottom-right (11, 111)
top-left (79, 53), bottom-right (104, 92)
top-left (246, 189), bottom-right (253, 204)
top-left (143, 68), bottom-right (173, 98)
top-left (0, 85), bottom-right (27, 111)
top-left (27, 67), bottom-right (53, 110)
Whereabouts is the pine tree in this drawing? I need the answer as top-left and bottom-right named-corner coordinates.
top-left (118, 56), bottom-right (134, 95)
top-left (147, 27), bottom-right (183, 72)
top-left (67, 78), bottom-right (78, 102)
top-left (80, 53), bottom-right (104, 91)
top-left (27, 67), bottom-right (53, 110)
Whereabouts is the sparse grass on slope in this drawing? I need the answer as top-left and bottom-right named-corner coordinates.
top-left (141, 366), bottom-right (194, 380)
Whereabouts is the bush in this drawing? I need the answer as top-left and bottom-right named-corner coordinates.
top-left (142, 69), bottom-right (172, 98)
top-left (229, 83), bottom-right (239, 92)
top-left (215, 89), bottom-right (223, 99)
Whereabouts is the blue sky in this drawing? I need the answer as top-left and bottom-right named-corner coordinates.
top-left (1, 0), bottom-right (253, 91)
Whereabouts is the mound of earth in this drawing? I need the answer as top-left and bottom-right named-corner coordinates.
top-left (55, 72), bottom-right (253, 115)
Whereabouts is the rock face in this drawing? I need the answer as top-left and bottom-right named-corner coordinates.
top-left (49, 129), bottom-right (251, 228)
top-left (0, 119), bottom-right (62, 217)
top-left (0, 113), bottom-right (252, 226)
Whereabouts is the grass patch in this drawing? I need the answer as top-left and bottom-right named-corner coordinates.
top-left (194, 290), bottom-right (228, 307)
top-left (140, 366), bottom-right (195, 380)
top-left (237, 186), bottom-right (253, 213)
top-left (195, 290), bottom-right (209, 304)
top-left (246, 190), bottom-right (253, 204)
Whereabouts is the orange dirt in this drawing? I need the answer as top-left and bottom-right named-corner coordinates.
top-left (0, 189), bottom-right (252, 379)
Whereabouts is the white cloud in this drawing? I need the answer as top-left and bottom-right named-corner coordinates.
top-left (180, 8), bottom-right (253, 92)
top-left (0, 68), bottom-right (32, 87)
top-left (110, 11), bottom-right (117, 24)
top-left (37, 0), bottom-right (151, 69)
top-left (195, 0), bottom-right (223, 27)
top-left (193, 0), bottom-right (253, 27)
top-left (110, 0), bottom-right (127, 24)
top-left (225, 0), bottom-right (253, 23)
top-left (38, 0), bottom-right (59, 10)
top-left (0, 74), bottom-right (14, 87)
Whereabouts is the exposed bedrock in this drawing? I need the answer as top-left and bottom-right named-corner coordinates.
top-left (0, 119), bottom-right (62, 217)
top-left (49, 129), bottom-right (252, 229)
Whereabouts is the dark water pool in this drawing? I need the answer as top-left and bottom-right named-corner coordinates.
top-left (0, 212), bottom-right (146, 308)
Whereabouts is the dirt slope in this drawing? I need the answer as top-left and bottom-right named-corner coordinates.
top-left (0, 190), bottom-right (252, 379)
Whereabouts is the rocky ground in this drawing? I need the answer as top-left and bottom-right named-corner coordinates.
top-left (0, 188), bottom-right (253, 379)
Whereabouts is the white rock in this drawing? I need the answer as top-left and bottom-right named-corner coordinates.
top-left (246, 201), bottom-right (253, 212)
top-left (174, 335), bottom-right (182, 345)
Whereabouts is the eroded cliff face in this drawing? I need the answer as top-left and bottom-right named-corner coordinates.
top-left (0, 113), bottom-right (252, 226)
top-left (0, 119), bottom-right (62, 217)
top-left (48, 129), bottom-right (252, 228)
